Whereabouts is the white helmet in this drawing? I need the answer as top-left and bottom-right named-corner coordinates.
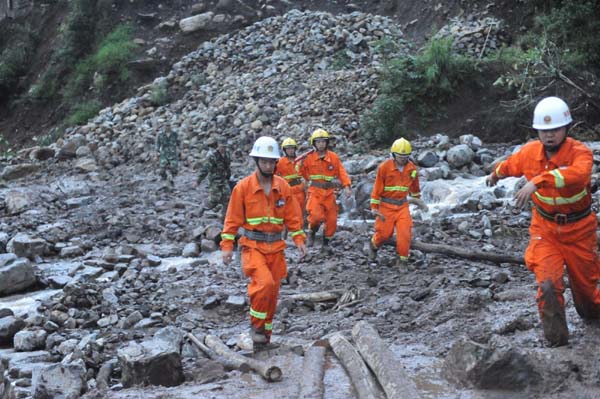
top-left (249, 136), bottom-right (280, 159)
top-left (532, 96), bottom-right (572, 130)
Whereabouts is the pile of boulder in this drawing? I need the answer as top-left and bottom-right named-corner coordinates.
top-left (435, 16), bottom-right (510, 58)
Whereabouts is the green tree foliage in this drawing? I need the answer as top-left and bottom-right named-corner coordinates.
top-left (0, 25), bottom-right (37, 102)
top-left (361, 38), bottom-right (476, 145)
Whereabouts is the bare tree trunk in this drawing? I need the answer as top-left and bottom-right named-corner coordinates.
top-left (352, 321), bottom-right (420, 399)
top-left (286, 290), bottom-right (344, 302)
top-left (186, 333), bottom-right (250, 372)
top-left (328, 333), bottom-right (385, 399)
top-left (409, 240), bottom-right (523, 265)
top-left (204, 334), bottom-right (282, 382)
top-left (298, 346), bottom-right (326, 399)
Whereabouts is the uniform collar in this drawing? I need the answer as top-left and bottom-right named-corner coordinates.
top-left (251, 171), bottom-right (281, 193)
top-left (316, 150), bottom-right (332, 162)
top-left (535, 137), bottom-right (572, 161)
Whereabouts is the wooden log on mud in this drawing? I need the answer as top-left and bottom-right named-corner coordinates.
top-left (286, 290), bottom-right (344, 302)
top-left (204, 334), bottom-right (282, 382)
top-left (328, 333), bottom-right (385, 399)
top-left (298, 346), bottom-right (326, 399)
top-left (352, 321), bottom-right (420, 399)
top-left (409, 240), bottom-right (523, 265)
top-left (186, 333), bottom-right (250, 373)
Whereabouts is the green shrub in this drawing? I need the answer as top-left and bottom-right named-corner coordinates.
top-left (63, 24), bottom-right (136, 101)
top-left (67, 100), bottom-right (103, 125)
top-left (0, 25), bottom-right (37, 102)
top-left (94, 25), bottom-right (137, 79)
top-left (331, 50), bottom-right (351, 70)
top-left (149, 82), bottom-right (170, 106)
top-left (535, 0), bottom-right (600, 65)
top-left (360, 38), bottom-right (476, 145)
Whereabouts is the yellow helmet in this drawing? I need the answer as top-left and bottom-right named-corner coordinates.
top-left (281, 137), bottom-right (297, 148)
top-left (390, 138), bottom-right (412, 155)
top-left (310, 128), bottom-right (330, 145)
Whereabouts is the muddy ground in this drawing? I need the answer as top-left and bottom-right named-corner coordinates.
top-left (3, 144), bottom-right (600, 398)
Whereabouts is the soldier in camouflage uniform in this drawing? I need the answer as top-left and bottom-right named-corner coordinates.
top-left (155, 126), bottom-right (179, 189)
top-left (197, 137), bottom-right (232, 214)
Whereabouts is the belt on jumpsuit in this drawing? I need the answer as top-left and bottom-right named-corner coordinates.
top-left (380, 197), bottom-right (407, 206)
top-left (534, 205), bottom-right (591, 225)
top-left (287, 178), bottom-right (303, 187)
top-left (240, 228), bottom-right (283, 242)
top-left (310, 181), bottom-right (336, 189)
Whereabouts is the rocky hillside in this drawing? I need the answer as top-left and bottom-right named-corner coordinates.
top-left (0, 0), bottom-right (542, 151)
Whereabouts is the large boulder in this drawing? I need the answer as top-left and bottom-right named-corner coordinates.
top-left (443, 335), bottom-right (541, 390)
top-left (446, 144), bottom-right (475, 169)
top-left (179, 12), bottom-right (215, 33)
top-left (14, 329), bottom-right (48, 351)
top-left (32, 360), bottom-right (87, 398)
top-left (0, 163), bottom-right (40, 181)
top-left (0, 257), bottom-right (36, 296)
top-left (0, 316), bottom-right (27, 344)
top-left (118, 331), bottom-right (184, 387)
top-left (6, 233), bottom-right (47, 260)
top-left (5, 190), bottom-right (31, 215)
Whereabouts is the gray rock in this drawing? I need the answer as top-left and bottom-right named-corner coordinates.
top-left (417, 150), bottom-right (439, 168)
top-left (182, 242), bottom-right (200, 257)
top-left (14, 329), bottom-right (48, 352)
top-left (446, 144), bottom-right (475, 169)
top-left (30, 146), bottom-right (56, 161)
top-left (59, 246), bottom-right (84, 258)
top-left (146, 255), bottom-right (162, 266)
top-left (179, 12), bottom-right (215, 33)
top-left (226, 295), bottom-right (246, 309)
top-left (0, 163), bottom-right (40, 181)
top-left (6, 233), bottom-right (47, 260)
top-left (200, 239), bottom-right (217, 252)
top-left (0, 257), bottom-right (36, 296)
top-left (118, 339), bottom-right (184, 387)
top-left (32, 360), bottom-right (87, 399)
top-left (443, 335), bottom-right (541, 390)
top-left (0, 316), bottom-right (27, 344)
top-left (5, 191), bottom-right (31, 215)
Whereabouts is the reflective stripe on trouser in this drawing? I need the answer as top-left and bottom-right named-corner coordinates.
top-left (306, 189), bottom-right (338, 238)
top-left (372, 204), bottom-right (412, 258)
top-left (525, 212), bottom-right (600, 320)
top-left (241, 247), bottom-right (287, 340)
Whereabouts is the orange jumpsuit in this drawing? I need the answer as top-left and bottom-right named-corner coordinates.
top-left (221, 172), bottom-right (305, 341)
top-left (370, 159), bottom-right (421, 260)
top-left (299, 150), bottom-right (351, 239)
top-left (275, 156), bottom-right (306, 216)
top-left (493, 137), bottom-right (600, 320)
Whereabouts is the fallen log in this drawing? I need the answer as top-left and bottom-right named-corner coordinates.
top-left (328, 333), bottom-right (385, 399)
top-left (204, 334), bottom-right (282, 382)
top-left (409, 240), bottom-right (523, 265)
top-left (298, 346), bottom-right (326, 399)
top-left (352, 321), bottom-right (420, 399)
top-left (286, 290), bottom-right (344, 302)
top-left (187, 333), bottom-right (250, 373)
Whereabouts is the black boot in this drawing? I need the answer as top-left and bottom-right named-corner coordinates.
top-left (320, 236), bottom-right (333, 255)
top-left (540, 280), bottom-right (569, 347)
top-left (307, 227), bottom-right (318, 247)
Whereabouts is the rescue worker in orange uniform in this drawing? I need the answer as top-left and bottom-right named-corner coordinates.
top-left (487, 96), bottom-right (600, 347)
top-left (299, 129), bottom-right (351, 254)
top-left (275, 137), bottom-right (306, 222)
top-left (368, 138), bottom-right (428, 268)
top-left (221, 136), bottom-right (307, 348)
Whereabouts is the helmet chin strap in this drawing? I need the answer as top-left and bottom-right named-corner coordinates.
top-left (254, 158), bottom-right (274, 178)
top-left (543, 128), bottom-right (568, 153)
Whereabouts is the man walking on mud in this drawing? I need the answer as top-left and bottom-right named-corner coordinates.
top-left (155, 125), bottom-right (179, 190)
top-left (367, 138), bottom-right (428, 269)
top-left (486, 96), bottom-right (600, 346)
top-left (299, 128), bottom-right (351, 255)
top-left (197, 137), bottom-right (232, 216)
top-left (221, 136), bottom-right (306, 350)
top-left (275, 137), bottom-right (306, 223)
